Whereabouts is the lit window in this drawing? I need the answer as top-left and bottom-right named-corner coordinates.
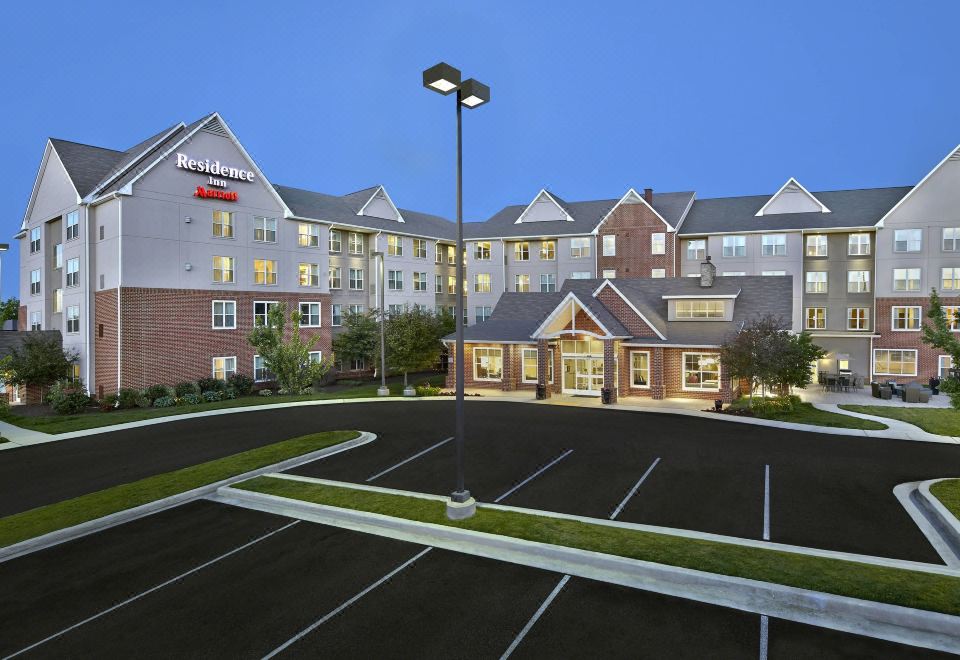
top-left (474, 241), bottom-right (491, 260)
top-left (847, 307), bottom-right (869, 330)
top-left (253, 259), bottom-right (278, 285)
top-left (686, 239), bottom-right (706, 260)
top-left (473, 347), bottom-right (502, 380)
top-left (651, 233), bottom-right (666, 255)
top-left (683, 353), bottom-right (720, 391)
top-left (942, 267), bottom-right (960, 290)
top-left (54, 243), bottom-right (62, 269)
top-left (847, 270), bottom-right (870, 293)
top-left (761, 234), bottom-right (786, 256)
top-left (413, 272), bottom-right (428, 292)
top-left (65, 211), bottom-right (79, 240)
top-left (651, 268), bottom-right (666, 278)
top-left (447, 245), bottom-right (457, 265)
top-left (522, 348), bottom-right (538, 383)
top-left (891, 306), bottom-right (921, 331)
top-left (515, 242), bottom-right (530, 261)
top-left (945, 306), bottom-right (960, 331)
top-left (722, 235), bottom-right (746, 257)
top-left (722, 272), bottom-right (745, 277)
top-left (894, 229), bottom-right (922, 253)
top-left (602, 235), bottom-right (616, 257)
top-left (66, 305), bottom-right (80, 334)
top-left (805, 307), bottom-right (826, 330)
top-left (676, 300), bottom-right (724, 318)
top-left (298, 223), bottom-right (320, 247)
top-left (602, 269), bottom-right (616, 279)
top-left (448, 275), bottom-right (456, 294)
top-left (299, 302), bottom-right (321, 327)
top-left (66, 258), bottom-right (80, 287)
top-left (328, 266), bottom-right (342, 289)
top-left (299, 263), bottom-right (320, 287)
top-left (474, 273), bottom-right (491, 293)
top-left (873, 349), bottom-right (917, 376)
top-left (254, 216), bottom-right (277, 242)
top-left (540, 241), bottom-right (556, 260)
top-left (570, 237), bottom-right (591, 258)
top-left (893, 268), bottom-right (921, 292)
top-left (213, 210), bottom-right (233, 238)
top-left (805, 235), bottom-right (827, 257)
top-left (515, 274), bottom-right (530, 292)
top-left (540, 274), bottom-right (556, 292)
top-left (388, 270), bottom-right (403, 291)
top-left (213, 256), bottom-right (235, 283)
top-left (53, 288), bottom-right (62, 313)
top-left (349, 268), bottom-right (364, 290)
top-left (387, 235), bottom-right (403, 256)
top-left (348, 232), bottom-right (364, 255)
top-left (212, 356), bottom-right (237, 380)
top-left (212, 300), bottom-right (236, 329)
top-left (848, 233), bottom-right (870, 255)
top-left (630, 351), bottom-right (650, 388)
top-left (414, 238), bottom-right (427, 259)
top-left (805, 271), bottom-right (827, 294)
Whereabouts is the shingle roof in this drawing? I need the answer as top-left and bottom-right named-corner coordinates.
top-left (48, 139), bottom-right (125, 197)
top-left (456, 292), bottom-right (565, 342)
top-left (464, 191), bottom-right (695, 239)
top-left (0, 330), bottom-right (62, 358)
top-left (679, 187), bottom-right (912, 235)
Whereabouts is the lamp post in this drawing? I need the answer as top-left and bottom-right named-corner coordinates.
top-left (373, 250), bottom-right (389, 396)
top-left (0, 244), bottom-right (8, 327)
top-left (423, 62), bottom-right (490, 520)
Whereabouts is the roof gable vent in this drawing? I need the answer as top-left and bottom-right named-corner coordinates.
top-left (755, 177), bottom-right (831, 216)
top-left (949, 148), bottom-right (960, 162)
top-left (202, 118), bottom-right (230, 138)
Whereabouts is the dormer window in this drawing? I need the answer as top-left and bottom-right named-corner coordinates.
top-left (675, 300), bottom-right (724, 319)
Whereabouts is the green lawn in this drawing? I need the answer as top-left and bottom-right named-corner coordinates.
top-left (731, 400), bottom-right (887, 431)
top-left (0, 375), bottom-right (447, 435)
top-left (840, 405), bottom-right (960, 436)
top-left (234, 477), bottom-right (960, 616)
top-left (930, 479), bottom-right (960, 521)
top-left (0, 430), bottom-right (357, 549)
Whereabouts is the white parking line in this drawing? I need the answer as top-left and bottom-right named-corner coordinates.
top-left (760, 464), bottom-right (771, 660)
top-left (262, 547), bottom-right (433, 659)
top-left (609, 457), bottom-right (661, 520)
top-left (494, 449), bottom-right (574, 503)
top-left (366, 437), bottom-right (453, 482)
top-left (759, 615), bottom-right (769, 660)
top-left (499, 574), bottom-right (570, 660)
top-left (4, 520), bottom-right (301, 660)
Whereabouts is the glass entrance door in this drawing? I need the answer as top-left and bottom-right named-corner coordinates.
top-left (562, 357), bottom-right (604, 395)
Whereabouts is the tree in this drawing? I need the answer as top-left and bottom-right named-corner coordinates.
top-left (922, 288), bottom-right (960, 370)
top-left (332, 309), bottom-right (379, 372)
top-left (247, 302), bottom-right (331, 393)
top-left (0, 333), bottom-right (78, 400)
top-left (380, 308), bottom-right (446, 387)
top-left (0, 298), bottom-right (20, 326)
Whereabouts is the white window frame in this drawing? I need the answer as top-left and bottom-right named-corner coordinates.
top-left (805, 271), bottom-right (827, 294)
top-left (213, 210), bottom-right (234, 239)
top-left (213, 256), bottom-right (235, 284)
top-left (602, 269), bottom-right (616, 279)
top-left (30, 227), bottom-right (41, 253)
top-left (299, 302), bottom-right (322, 328)
top-left (388, 270), bottom-right (403, 291)
top-left (473, 347), bottom-right (503, 381)
top-left (761, 234), bottom-right (786, 256)
top-left (894, 229), bottom-right (922, 253)
top-left (651, 268), bottom-right (666, 278)
top-left (212, 299), bottom-right (237, 329)
top-left (515, 242), bottom-right (530, 261)
top-left (629, 350), bottom-right (651, 389)
top-left (722, 235), bottom-right (746, 257)
top-left (891, 305), bottom-right (922, 331)
top-left (848, 233), bottom-right (870, 256)
top-left (873, 349), bottom-right (917, 376)
top-left (893, 268), bottom-right (921, 292)
top-left (349, 268), bottom-right (364, 291)
top-left (944, 306), bottom-right (960, 332)
top-left (331, 304), bottom-right (342, 327)
top-left (348, 232), bottom-right (364, 255)
top-left (65, 258), bottom-right (80, 287)
top-left (65, 305), bottom-right (80, 334)
top-left (65, 210), bottom-right (80, 241)
top-left (570, 237), bottom-right (590, 259)
top-left (212, 356), bottom-right (237, 381)
top-left (676, 300), bottom-right (724, 319)
top-left (30, 269), bottom-right (41, 295)
top-left (515, 274), bottom-right (530, 292)
top-left (539, 241), bottom-right (556, 260)
top-left (474, 273), bottom-right (491, 293)
top-left (328, 265), bottom-right (342, 290)
top-left (413, 238), bottom-right (428, 259)
top-left (570, 271), bottom-right (591, 280)
top-left (254, 216), bottom-right (277, 243)
top-left (253, 354), bottom-right (275, 382)
top-left (686, 239), bottom-right (706, 261)
top-left (939, 355), bottom-right (954, 379)
top-left (847, 307), bottom-right (870, 331)
top-left (762, 270), bottom-right (786, 276)
top-left (329, 229), bottom-right (342, 253)
top-left (943, 228), bottom-right (960, 252)
top-left (299, 223), bottom-right (321, 248)
top-left (474, 241), bottom-right (491, 260)
top-left (540, 273), bottom-right (556, 292)
top-left (30, 311), bottom-right (42, 331)
top-left (805, 307), bottom-right (826, 330)
top-left (521, 347), bottom-right (538, 384)
top-left (942, 267), bottom-right (960, 291)
top-left (847, 270), bottom-right (870, 293)
top-left (253, 259), bottom-right (278, 286)
top-left (253, 300), bottom-right (278, 327)
top-left (805, 235), bottom-right (827, 257)
top-left (651, 232), bottom-right (666, 255)
top-left (602, 234), bottom-right (616, 257)
top-left (299, 263), bottom-right (320, 288)
top-left (413, 271), bottom-right (428, 292)
top-left (475, 306), bottom-right (492, 323)
top-left (387, 234), bottom-right (403, 257)
top-left (681, 352), bottom-right (721, 392)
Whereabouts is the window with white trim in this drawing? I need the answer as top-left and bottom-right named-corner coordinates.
top-left (805, 307), bottom-right (826, 330)
top-left (53, 288), bottom-right (62, 313)
top-left (348, 304), bottom-right (363, 315)
top-left (308, 351), bottom-right (322, 366)
top-left (805, 235), bottom-right (827, 257)
top-left (299, 263), bottom-right (320, 287)
top-left (943, 228), bottom-right (960, 252)
top-left (939, 355), bottom-right (954, 379)
top-left (722, 272), bottom-right (745, 277)
top-left (522, 348), bottom-right (538, 383)
top-left (570, 271), bottom-right (591, 279)
top-left (65, 210), bottom-right (79, 241)
top-left (213, 210), bottom-right (233, 238)
top-left (447, 245), bottom-right (457, 264)
top-left (848, 233), bottom-right (870, 255)
top-left (630, 351), bottom-right (650, 388)
top-left (515, 242), bottom-right (530, 261)
top-left (602, 269), bottom-right (616, 279)
top-left (602, 235), bottom-right (616, 257)
top-left (253, 301), bottom-right (278, 327)
top-left (847, 307), bottom-right (869, 331)
top-left (762, 270), bottom-right (786, 276)
top-left (54, 243), bottom-right (62, 269)
top-left (942, 267), bottom-right (960, 291)
top-left (254, 355), bottom-right (275, 382)
top-left (722, 235), bottom-right (745, 257)
top-left (435, 243), bottom-right (444, 263)
top-left (212, 300), bottom-right (236, 329)
top-left (253, 259), bottom-right (277, 285)
top-left (299, 302), bottom-right (321, 327)
top-left (651, 233), bottom-right (666, 255)
top-left (676, 300), bottom-right (724, 318)
top-left (570, 237), bottom-right (590, 258)
top-left (212, 356), bottom-right (237, 380)
top-left (387, 304), bottom-right (404, 316)
top-left (894, 229), bottom-right (922, 253)
top-left (873, 349), bottom-right (917, 376)
top-left (66, 258), bottom-right (79, 287)
top-left (349, 268), bottom-right (364, 290)
top-left (682, 353), bottom-right (720, 391)
top-left (298, 223), bottom-right (320, 247)
top-left (66, 305), bottom-right (80, 334)
top-left (539, 241), bottom-right (555, 260)
top-left (761, 234), bottom-right (786, 256)
top-left (475, 306), bottom-right (492, 323)
top-left (328, 266), bottom-right (341, 289)
top-left (254, 216), bottom-right (277, 243)
top-left (893, 268), bottom-right (921, 292)
top-left (945, 306), bottom-right (960, 331)
top-left (413, 272), bottom-right (427, 292)
top-left (891, 306), bottom-right (921, 331)
top-left (29, 227), bottom-right (40, 253)
top-left (474, 273), bottom-right (491, 293)
top-left (473, 347), bottom-right (502, 380)
top-left (30, 269), bottom-right (41, 295)
top-left (474, 241), bottom-right (491, 260)
top-left (348, 232), bottom-right (364, 255)
top-left (213, 256), bottom-right (235, 283)
top-left (435, 274), bottom-right (443, 294)
top-left (805, 271), bottom-right (827, 293)
top-left (331, 304), bottom-right (342, 327)
top-left (387, 235), bottom-right (403, 257)
top-left (447, 275), bottom-right (456, 294)
top-left (30, 311), bottom-right (41, 331)
top-left (388, 270), bottom-right (403, 291)
top-left (847, 270), bottom-right (870, 293)
top-left (515, 274), bottom-right (530, 292)
top-left (651, 268), bottom-right (666, 278)
top-left (329, 229), bottom-right (342, 253)
top-left (686, 239), bottom-right (706, 260)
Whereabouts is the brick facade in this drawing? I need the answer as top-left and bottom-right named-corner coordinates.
top-left (617, 344), bottom-right (732, 402)
top-left (873, 296), bottom-right (960, 383)
top-left (596, 286), bottom-right (658, 337)
top-left (94, 287), bottom-right (331, 393)
top-left (596, 200), bottom-right (674, 278)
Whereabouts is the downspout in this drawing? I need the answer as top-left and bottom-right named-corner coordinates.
top-left (500, 239), bottom-right (506, 292)
top-left (117, 197), bottom-right (123, 392)
top-left (373, 230), bottom-right (382, 309)
top-left (83, 204), bottom-right (91, 389)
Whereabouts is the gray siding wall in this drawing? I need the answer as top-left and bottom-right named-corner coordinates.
top-left (802, 232), bottom-right (875, 333)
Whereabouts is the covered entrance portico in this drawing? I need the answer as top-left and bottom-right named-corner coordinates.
top-left (560, 338), bottom-right (606, 396)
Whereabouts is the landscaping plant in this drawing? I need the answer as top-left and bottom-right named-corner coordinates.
top-left (0, 333), bottom-right (78, 402)
top-left (247, 302), bottom-right (331, 394)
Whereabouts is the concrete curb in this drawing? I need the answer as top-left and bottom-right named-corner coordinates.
top-left (210, 483), bottom-right (960, 654)
top-left (893, 482), bottom-right (960, 569)
top-left (917, 479), bottom-right (960, 565)
top-left (0, 432), bottom-right (375, 564)
top-left (813, 404), bottom-right (960, 444)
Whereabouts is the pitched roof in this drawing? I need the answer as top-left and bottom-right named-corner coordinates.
top-left (48, 139), bottom-right (125, 197)
top-left (679, 186), bottom-right (912, 235)
top-left (0, 330), bottom-right (62, 358)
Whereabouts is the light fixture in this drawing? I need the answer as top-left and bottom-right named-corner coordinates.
top-left (184, 263), bottom-right (192, 271)
top-left (459, 79), bottom-right (490, 108)
top-left (422, 62), bottom-right (461, 95)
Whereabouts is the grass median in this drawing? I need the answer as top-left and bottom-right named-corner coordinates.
top-left (839, 405), bottom-right (960, 437)
top-left (0, 430), bottom-right (358, 549)
top-left (730, 400), bottom-right (888, 431)
top-left (930, 479), bottom-right (960, 521)
top-left (234, 476), bottom-right (960, 617)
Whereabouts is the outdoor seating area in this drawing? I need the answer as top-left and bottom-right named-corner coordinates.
top-left (870, 380), bottom-right (934, 404)
top-left (817, 373), bottom-right (865, 393)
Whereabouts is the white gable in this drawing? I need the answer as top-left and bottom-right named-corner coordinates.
top-left (358, 186), bottom-right (404, 222)
top-left (879, 144), bottom-right (960, 227)
top-left (755, 178), bottom-right (830, 216)
top-left (23, 142), bottom-right (81, 228)
top-left (515, 189), bottom-right (572, 223)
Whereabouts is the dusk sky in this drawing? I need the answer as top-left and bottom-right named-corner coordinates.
top-left (2, 0), bottom-right (957, 298)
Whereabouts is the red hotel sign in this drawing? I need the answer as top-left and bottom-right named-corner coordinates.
top-left (194, 186), bottom-right (238, 202)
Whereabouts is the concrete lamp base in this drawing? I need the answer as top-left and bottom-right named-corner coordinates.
top-left (377, 386), bottom-right (390, 397)
top-left (403, 386), bottom-right (417, 397)
top-left (446, 497), bottom-right (476, 520)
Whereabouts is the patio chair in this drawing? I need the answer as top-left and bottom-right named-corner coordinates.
top-left (918, 389), bottom-right (931, 404)
top-left (871, 382), bottom-right (881, 398)
top-left (879, 385), bottom-right (892, 400)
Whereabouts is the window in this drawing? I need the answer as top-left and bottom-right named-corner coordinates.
top-left (67, 305), bottom-right (80, 334)
top-left (254, 216), bottom-right (277, 242)
top-left (762, 270), bottom-right (786, 276)
top-left (30, 269), bottom-right (41, 295)
top-left (349, 268), bottom-right (364, 290)
top-left (474, 241), bottom-right (491, 260)
top-left (65, 210), bottom-right (79, 240)
top-left (329, 229), bottom-right (342, 253)
top-left (805, 307), bottom-right (826, 330)
top-left (848, 307), bottom-right (869, 330)
top-left (473, 347), bottom-right (502, 380)
top-left (722, 272), bottom-right (745, 277)
top-left (540, 274), bottom-right (556, 292)
top-left (348, 232), bottom-right (364, 255)
top-left (388, 270), bottom-right (403, 291)
top-left (308, 351), bottom-right (323, 366)
top-left (328, 266), bottom-right (341, 289)
top-left (894, 229), bottom-right (922, 253)
top-left (943, 228), bottom-right (960, 252)
top-left (348, 304), bottom-right (363, 315)
top-left (253, 259), bottom-right (278, 285)
top-left (53, 288), bottom-right (62, 313)
top-left (299, 223), bottom-right (320, 247)
top-left (30, 227), bottom-right (40, 253)
top-left (602, 269), bottom-right (616, 279)
top-left (253, 301), bottom-right (278, 327)
top-left (893, 268), bottom-right (921, 292)
top-left (99, 226), bottom-right (104, 241)
top-left (474, 273), bottom-right (491, 293)
top-left (805, 235), bottom-right (827, 257)
top-left (253, 355), bottom-right (275, 382)
top-left (675, 300), bottom-right (724, 318)
top-left (30, 311), bottom-right (41, 331)
top-left (891, 306), bottom-right (921, 331)
top-left (515, 242), bottom-right (530, 261)
top-left (945, 306), bottom-right (960, 331)
top-left (630, 351), bottom-right (650, 388)
top-left (651, 268), bottom-right (666, 278)
top-left (413, 272), bottom-right (427, 292)
top-left (213, 256), bottom-right (235, 283)
top-left (387, 304), bottom-right (404, 316)
top-left (66, 258), bottom-right (79, 287)
top-left (722, 235), bottom-right (746, 257)
top-left (847, 270), bottom-right (870, 293)
top-left (805, 271), bottom-right (827, 293)
top-left (540, 241), bottom-right (555, 260)
top-left (939, 355), bottom-right (954, 379)
top-left (651, 233), bottom-right (666, 255)
top-left (212, 300), bottom-right (236, 329)
top-left (761, 234), bottom-right (786, 256)
top-left (447, 275), bottom-right (456, 294)
top-left (570, 272), bottom-right (591, 279)
top-left (447, 245), bottom-right (457, 265)
top-left (570, 237), bottom-right (590, 258)
top-left (682, 353), bottom-right (720, 391)
top-left (873, 349), bottom-right (917, 376)
top-left (602, 235), bottom-right (616, 257)
top-left (515, 274), bottom-right (530, 292)
top-left (54, 243), bottom-right (62, 269)
top-left (331, 304), bottom-right (342, 327)
top-left (212, 356), bottom-right (237, 381)
top-left (435, 243), bottom-right (444, 264)
top-left (942, 267), bottom-right (960, 291)
top-left (349, 357), bottom-right (365, 371)
top-left (387, 235), bottom-right (403, 256)
top-left (475, 306), bottom-right (492, 323)
top-left (414, 238), bottom-right (427, 259)
top-left (213, 210), bottom-right (233, 238)
top-left (848, 233), bottom-right (870, 255)
top-left (522, 348), bottom-right (538, 383)
top-left (299, 302), bottom-right (321, 327)
top-left (686, 239), bottom-right (706, 260)
top-left (435, 274), bottom-right (443, 294)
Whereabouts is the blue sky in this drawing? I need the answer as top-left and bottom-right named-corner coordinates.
top-left (2, 0), bottom-right (957, 298)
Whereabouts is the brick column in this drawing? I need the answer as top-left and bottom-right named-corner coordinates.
top-left (720, 365), bottom-right (733, 403)
top-left (501, 345), bottom-right (513, 392)
top-left (603, 339), bottom-right (618, 403)
top-left (537, 339), bottom-right (551, 399)
top-left (445, 343), bottom-right (456, 390)
top-left (651, 347), bottom-right (665, 400)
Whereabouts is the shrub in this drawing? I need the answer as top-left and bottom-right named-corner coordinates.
top-left (258, 389), bottom-right (273, 397)
top-left (175, 381), bottom-right (199, 397)
top-left (0, 396), bottom-right (9, 418)
top-left (181, 393), bottom-right (202, 405)
top-left (117, 388), bottom-right (143, 410)
top-left (48, 380), bottom-right (91, 415)
top-left (197, 378), bottom-right (227, 394)
top-left (750, 395), bottom-right (798, 418)
top-left (153, 396), bottom-right (176, 408)
top-left (98, 393), bottom-right (119, 411)
top-left (224, 386), bottom-right (238, 400)
top-left (227, 373), bottom-right (254, 396)
top-left (202, 390), bottom-right (223, 402)
top-left (144, 384), bottom-right (172, 403)
top-left (415, 385), bottom-right (442, 397)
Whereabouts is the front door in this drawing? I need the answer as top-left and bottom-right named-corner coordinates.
top-left (562, 357), bottom-right (604, 395)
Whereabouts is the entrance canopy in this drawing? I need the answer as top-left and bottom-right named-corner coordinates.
top-left (530, 291), bottom-right (625, 340)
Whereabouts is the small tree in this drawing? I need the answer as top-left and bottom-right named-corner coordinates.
top-left (0, 298), bottom-right (20, 326)
top-left (380, 308), bottom-right (446, 387)
top-left (332, 309), bottom-right (379, 373)
top-left (247, 302), bottom-right (331, 393)
top-left (775, 330), bottom-right (825, 392)
top-left (0, 333), bottom-right (78, 401)
top-left (921, 288), bottom-right (960, 408)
